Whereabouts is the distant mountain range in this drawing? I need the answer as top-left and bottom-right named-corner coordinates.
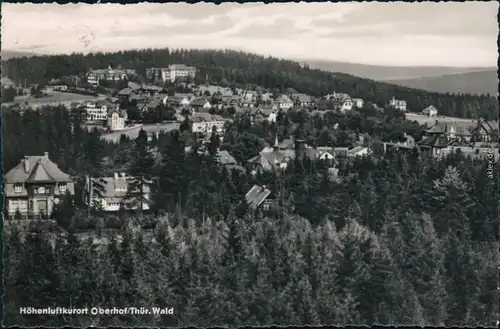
top-left (382, 70), bottom-right (497, 96)
top-left (300, 59), bottom-right (497, 95)
top-left (1, 50), bottom-right (39, 60)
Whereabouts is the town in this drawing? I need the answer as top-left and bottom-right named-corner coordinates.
top-left (2, 2), bottom-right (499, 323)
top-left (2, 60), bottom-right (498, 222)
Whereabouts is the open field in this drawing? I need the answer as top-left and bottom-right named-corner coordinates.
top-left (405, 112), bottom-right (498, 129)
top-left (101, 122), bottom-right (180, 143)
top-left (4, 91), bottom-right (104, 109)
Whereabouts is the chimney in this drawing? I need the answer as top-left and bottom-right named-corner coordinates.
top-left (43, 152), bottom-right (49, 159)
top-left (114, 172), bottom-right (119, 180)
top-left (23, 156), bottom-right (30, 173)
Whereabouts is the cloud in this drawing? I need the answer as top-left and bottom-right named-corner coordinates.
top-left (1, 2), bottom-right (497, 67)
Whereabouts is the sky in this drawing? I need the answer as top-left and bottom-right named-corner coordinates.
top-left (2, 2), bottom-right (498, 67)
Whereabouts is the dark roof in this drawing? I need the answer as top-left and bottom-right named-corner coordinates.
top-left (4, 154), bottom-right (72, 183)
top-left (191, 98), bottom-right (210, 107)
top-left (245, 185), bottom-right (271, 209)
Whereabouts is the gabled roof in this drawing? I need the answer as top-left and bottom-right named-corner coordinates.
top-left (216, 150), bottom-right (237, 165)
top-left (423, 105), bottom-right (438, 113)
top-left (245, 185), bottom-right (271, 209)
top-left (90, 176), bottom-right (151, 200)
top-left (295, 94), bottom-right (312, 103)
top-left (118, 88), bottom-right (134, 96)
top-left (275, 94), bottom-right (293, 104)
top-left (4, 155), bottom-right (72, 183)
top-left (191, 113), bottom-right (224, 122)
top-left (190, 98), bottom-right (210, 107)
top-left (348, 146), bottom-right (369, 155)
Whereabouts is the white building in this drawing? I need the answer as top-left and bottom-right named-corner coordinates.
top-left (389, 97), bottom-right (407, 112)
top-left (86, 101), bottom-right (117, 122)
top-left (328, 92), bottom-right (354, 112)
top-left (423, 105), bottom-right (438, 117)
top-left (86, 66), bottom-right (137, 85)
top-left (107, 109), bottom-right (128, 131)
top-left (191, 113), bottom-right (226, 135)
top-left (274, 94), bottom-right (294, 110)
top-left (86, 173), bottom-right (150, 212)
top-left (152, 64), bottom-right (197, 83)
top-left (352, 98), bottom-right (364, 108)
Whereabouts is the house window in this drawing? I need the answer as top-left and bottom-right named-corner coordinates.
top-left (14, 184), bottom-right (22, 193)
top-left (38, 186), bottom-right (45, 194)
top-left (59, 183), bottom-right (67, 193)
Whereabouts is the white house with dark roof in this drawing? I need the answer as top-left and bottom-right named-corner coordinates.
top-left (4, 152), bottom-right (75, 218)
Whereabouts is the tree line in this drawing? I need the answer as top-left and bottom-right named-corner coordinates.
top-left (2, 48), bottom-right (497, 119)
top-left (2, 102), bottom-right (499, 326)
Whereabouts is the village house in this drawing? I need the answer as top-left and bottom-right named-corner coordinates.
top-left (86, 101), bottom-right (118, 122)
top-left (107, 108), bottom-right (128, 131)
top-left (436, 144), bottom-right (500, 162)
top-left (347, 146), bottom-right (372, 158)
top-left (241, 90), bottom-right (258, 102)
top-left (167, 94), bottom-right (193, 107)
top-left (85, 173), bottom-right (151, 212)
top-left (147, 65), bottom-right (197, 83)
top-left (191, 113), bottom-right (226, 135)
top-left (274, 94), bottom-right (294, 110)
top-left (389, 97), bottom-right (407, 112)
top-left (419, 118), bottom-right (498, 158)
top-left (293, 94), bottom-right (313, 107)
top-left (246, 106), bottom-right (279, 124)
top-left (328, 92), bottom-right (354, 112)
top-left (190, 98), bottom-right (212, 112)
top-left (247, 138), bottom-right (337, 174)
top-left (47, 84), bottom-right (68, 92)
top-left (245, 185), bottom-right (272, 209)
top-left (4, 152), bottom-right (75, 219)
top-left (422, 105), bottom-right (439, 117)
top-left (383, 134), bottom-right (417, 154)
top-left (86, 66), bottom-right (137, 85)
top-left (352, 98), bottom-right (364, 108)
top-left (117, 87), bottom-right (136, 103)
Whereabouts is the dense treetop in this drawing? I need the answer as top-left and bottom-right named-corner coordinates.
top-left (2, 48), bottom-right (497, 119)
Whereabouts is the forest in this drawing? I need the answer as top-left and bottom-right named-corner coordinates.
top-left (2, 48), bottom-right (498, 119)
top-left (2, 104), bottom-right (499, 327)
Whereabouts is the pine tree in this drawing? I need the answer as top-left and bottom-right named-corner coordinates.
top-left (126, 129), bottom-right (155, 213)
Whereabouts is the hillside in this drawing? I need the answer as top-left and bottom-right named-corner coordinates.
top-left (300, 58), bottom-right (494, 81)
top-left (383, 70), bottom-right (498, 96)
top-left (2, 48), bottom-right (497, 119)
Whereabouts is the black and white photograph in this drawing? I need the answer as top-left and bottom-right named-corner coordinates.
top-left (1, 1), bottom-right (499, 327)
